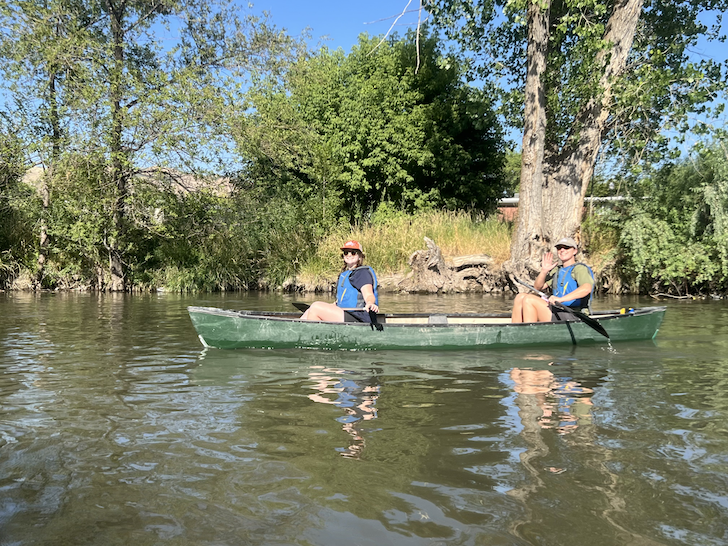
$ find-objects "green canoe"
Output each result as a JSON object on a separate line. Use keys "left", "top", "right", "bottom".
{"left": 187, "top": 305, "right": 666, "bottom": 351}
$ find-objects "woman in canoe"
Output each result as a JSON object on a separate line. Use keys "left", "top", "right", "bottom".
{"left": 300, "top": 240, "right": 379, "bottom": 323}
{"left": 511, "top": 237, "right": 594, "bottom": 323}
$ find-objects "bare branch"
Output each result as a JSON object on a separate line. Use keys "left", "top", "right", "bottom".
{"left": 368, "top": 0, "right": 413, "bottom": 56}
{"left": 416, "top": 0, "right": 422, "bottom": 73}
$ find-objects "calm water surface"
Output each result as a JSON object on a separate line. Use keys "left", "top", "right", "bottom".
{"left": 1, "top": 292, "right": 727, "bottom": 546}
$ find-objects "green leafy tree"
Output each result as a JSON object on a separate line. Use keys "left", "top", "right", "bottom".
{"left": 84, "top": 0, "right": 293, "bottom": 290}
{"left": 242, "top": 28, "right": 506, "bottom": 222}
{"left": 0, "top": 0, "right": 94, "bottom": 284}
{"left": 0, "top": 0, "right": 296, "bottom": 290}
{"left": 427, "top": 0, "right": 728, "bottom": 272}
{"left": 503, "top": 149, "right": 522, "bottom": 196}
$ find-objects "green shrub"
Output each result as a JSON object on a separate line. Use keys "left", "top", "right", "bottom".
{"left": 619, "top": 213, "right": 718, "bottom": 293}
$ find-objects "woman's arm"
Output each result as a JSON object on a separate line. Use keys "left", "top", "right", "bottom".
{"left": 360, "top": 284, "right": 378, "bottom": 313}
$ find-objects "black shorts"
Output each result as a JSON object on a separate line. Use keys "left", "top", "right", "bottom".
{"left": 551, "top": 307, "right": 581, "bottom": 322}
{"left": 344, "top": 310, "right": 371, "bottom": 323}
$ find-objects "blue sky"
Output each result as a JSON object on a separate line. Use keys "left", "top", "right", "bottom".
{"left": 250, "top": 1, "right": 727, "bottom": 63}
{"left": 249, "top": 0, "right": 424, "bottom": 52}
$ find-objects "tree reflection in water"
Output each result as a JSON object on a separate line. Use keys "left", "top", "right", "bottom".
{"left": 307, "top": 367, "right": 381, "bottom": 459}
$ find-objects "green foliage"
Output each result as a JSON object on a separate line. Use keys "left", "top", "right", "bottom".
{"left": 427, "top": 0, "right": 728, "bottom": 170}
{"left": 618, "top": 143, "right": 728, "bottom": 293}
{"left": 0, "top": 129, "right": 31, "bottom": 286}
{"left": 0, "top": 129, "right": 24, "bottom": 212}
{"left": 135, "top": 187, "right": 258, "bottom": 293}
{"left": 619, "top": 213, "right": 718, "bottom": 293}
{"left": 21, "top": 157, "right": 325, "bottom": 291}
{"left": 502, "top": 149, "right": 521, "bottom": 195}
{"left": 0, "top": 0, "right": 299, "bottom": 289}
{"left": 37, "top": 154, "right": 116, "bottom": 284}
{"left": 242, "top": 27, "right": 506, "bottom": 222}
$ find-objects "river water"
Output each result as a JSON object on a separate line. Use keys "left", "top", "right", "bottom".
{"left": 1, "top": 291, "right": 727, "bottom": 546}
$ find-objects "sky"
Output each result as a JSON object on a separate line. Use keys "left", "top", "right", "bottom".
{"left": 249, "top": 0, "right": 425, "bottom": 52}
{"left": 250, "top": 1, "right": 728, "bottom": 64}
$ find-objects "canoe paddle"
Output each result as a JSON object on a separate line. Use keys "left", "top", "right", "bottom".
{"left": 292, "top": 302, "right": 384, "bottom": 331}
{"left": 514, "top": 277, "right": 610, "bottom": 339}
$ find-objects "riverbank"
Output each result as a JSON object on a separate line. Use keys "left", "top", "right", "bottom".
{"left": 4, "top": 208, "right": 726, "bottom": 298}
{"left": 5, "top": 210, "right": 515, "bottom": 293}
{"left": 278, "top": 211, "right": 514, "bottom": 295}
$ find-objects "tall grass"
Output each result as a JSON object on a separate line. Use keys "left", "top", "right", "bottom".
{"left": 297, "top": 210, "right": 513, "bottom": 286}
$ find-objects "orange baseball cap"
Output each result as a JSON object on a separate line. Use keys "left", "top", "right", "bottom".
{"left": 340, "top": 240, "right": 363, "bottom": 252}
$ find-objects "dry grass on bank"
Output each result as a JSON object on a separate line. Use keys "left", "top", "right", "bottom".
{"left": 297, "top": 211, "right": 513, "bottom": 287}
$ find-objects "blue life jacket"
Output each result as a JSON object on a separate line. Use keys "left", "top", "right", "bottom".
{"left": 336, "top": 266, "right": 379, "bottom": 308}
{"left": 553, "top": 263, "right": 594, "bottom": 310}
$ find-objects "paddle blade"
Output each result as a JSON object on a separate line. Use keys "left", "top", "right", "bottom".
{"left": 554, "top": 303, "right": 609, "bottom": 339}
{"left": 369, "top": 310, "right": 384, "bottom": 331}
{"left": 581, "top": 315, "right": 609, "bottom": 338}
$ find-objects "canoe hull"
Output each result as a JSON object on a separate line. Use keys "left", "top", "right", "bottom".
{"left": 187, "top": 306, "right": 666, "bottom": 351}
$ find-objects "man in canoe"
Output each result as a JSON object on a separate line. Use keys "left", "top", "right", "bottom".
{"left": 300, "top": 240, "right": 379, "bottom": 323}
{"left": 511, "top": 237, "right": 594, "bottom": 323}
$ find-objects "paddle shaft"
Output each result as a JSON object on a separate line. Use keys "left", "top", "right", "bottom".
{"left": 514, "top": 278, "right": 609, "bottom": 339}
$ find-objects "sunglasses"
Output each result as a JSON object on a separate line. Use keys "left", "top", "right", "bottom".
{"left": 342, "top": 249, "right": 360, "bottom": 256}
{"left": 555, "top": 245, "right": 573, "bottom": 250}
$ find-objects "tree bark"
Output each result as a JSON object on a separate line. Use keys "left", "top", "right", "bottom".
{"left": 509, "top": 0, "right": 644, "bottom": 271}
{"left": 543, "top": 0, "right": 644, "bottom": 242}
{"left": 506, "top": 0, "right": 551, "bottom": 276}
{"left": 106, "top": 0, "right": 127, "bottom": 292}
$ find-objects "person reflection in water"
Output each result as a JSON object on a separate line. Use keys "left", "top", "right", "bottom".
{"left": 510, "top": 367, "right": 593, "bottom": 434}
{"left": 308, "top": 367, "right": 381, "bottom": 459}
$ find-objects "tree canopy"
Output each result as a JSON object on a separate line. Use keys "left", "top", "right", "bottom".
{"left": 240, "top": 28, "right": 507, "bottom": 223}
{"left": 429, "top": 0, "right": 727, "bottom": 163}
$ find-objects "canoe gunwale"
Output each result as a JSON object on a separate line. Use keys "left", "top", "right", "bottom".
{"left": 186, "top": 305, "right": 667, "bottom": 328}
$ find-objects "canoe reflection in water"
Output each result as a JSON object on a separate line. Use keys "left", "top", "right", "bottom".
{"left": 307, "top": 367, "right": 382, "bottom": 459}
{"left": 510, "top": 367, "right": 594, "bottom": 435}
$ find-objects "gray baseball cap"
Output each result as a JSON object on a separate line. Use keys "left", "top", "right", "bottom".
{"left": 555, "top": 237, "right": 578, "bottom": 249}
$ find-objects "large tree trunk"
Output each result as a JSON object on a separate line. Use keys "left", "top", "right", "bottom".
{"left": 37, "top": 69, "right": 61, "bottom": 288}
{"left": 509, "top": 0, "right": 644, "bottom": 272}
{"left": 543, "top": 0, "right": 644, "bottom": 241}
{"left": 106, "top": 0, "right": 127, "bottom": 292}
{"left": 505, "top": 0, "right": 550, "bottom": 278}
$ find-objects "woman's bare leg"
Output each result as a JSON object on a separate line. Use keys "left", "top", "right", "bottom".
{"left": 521, "top": 294, "right": 553, "bottom": 323}
{"left": 511, "top": 293, "right": 527, "bottom": 322}
{"left": 300, "top": 301, "right": 346, "bottom": 322}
